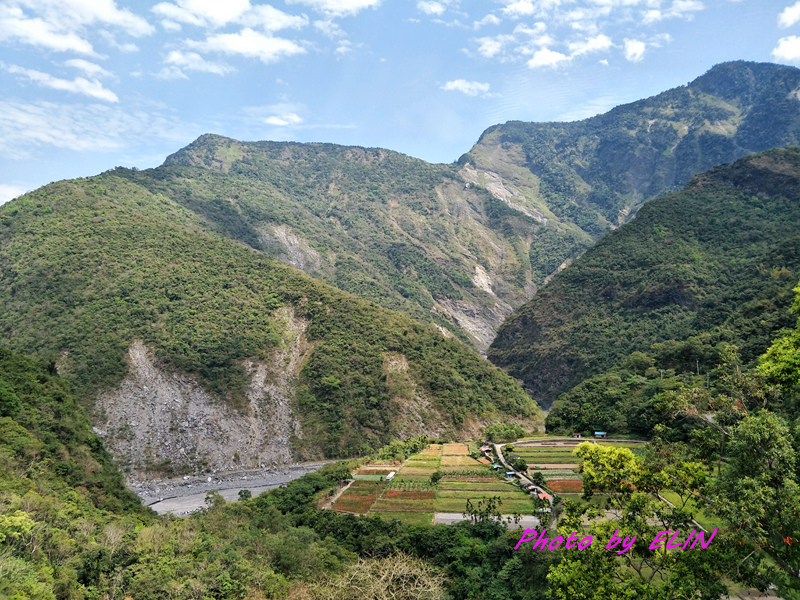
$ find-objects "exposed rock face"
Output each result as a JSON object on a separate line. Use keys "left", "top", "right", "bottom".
{"left": 95, "top": 307, "right": 312, "bottom": 481}
{"left": 259, "top": 224, "right": 325, "bottom": 276}
{"left": 435, "top": 298, "right": 513, "bottom": 353}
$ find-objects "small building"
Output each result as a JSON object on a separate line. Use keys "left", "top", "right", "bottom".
{"left": 492, "top": 464, "right": 503, "bottom": 470}
{"left": 594, "top": 431, "right": 607, "bottom": 438}
{"left": 386, "top": 471, "right": 396, "bottom": 482}
{"left": 505, "top": 471, "right": 516, "bottom": 478}
{"left": 480, "top": 445, "right": 492, "bottom": 453}
{"left": 537, "top": 493, "right": 549, "bottom": 501}
{"left": 571, "top": 433, "right": 581, "bottom": 438}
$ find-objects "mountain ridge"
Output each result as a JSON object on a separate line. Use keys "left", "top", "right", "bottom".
{"left": 0, "top": 174, "right": 539, "bottom": 475}
{"left": 107, "top": 61, "right": 800, "bottom": 352}
{"left": 488, "top": 145, "right": 800, "bottom": 406}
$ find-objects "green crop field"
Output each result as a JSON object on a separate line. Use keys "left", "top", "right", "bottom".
{"left": 369, "top": 511, "right": 433, "bottom": 525}
{"left": 438, "top": 490, "right": 521, "bottom": 499}
{"left": 438, "top": 482, "right": 519, "bottom": 492}
{"left": 659, "top": 492, "right": 724, "bottom": 531}
{"left": 435, "top": 497, "right": 537, "bottom": 514}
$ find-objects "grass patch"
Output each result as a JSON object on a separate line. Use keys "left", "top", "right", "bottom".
{"left": 435, "top": 497, "right": 536, "bottom": 515}
{"left": 442, "top": 443, "right": 469, "bottom": 455}
{"left": 353, "top": 474, "right": 388, "bottom": 481}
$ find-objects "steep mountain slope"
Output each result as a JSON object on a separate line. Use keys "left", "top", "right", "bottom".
{"left": 109, "top": 63, "right": 800, "bottom": 353}
{"left": 0, "top": 175, "right": 539, "bottom": 476}
{"left": 461, "top": 61, "right": 800, "bottom": 281}
{"left": 489, "top": 147, "right": 800, "bottom": 405}
{"left": 116, "top": 139, "right": 542, "bottom": 351}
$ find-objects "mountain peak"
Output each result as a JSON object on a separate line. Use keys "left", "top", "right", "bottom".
{"left": 688, "top": 60, "right": 800, "bottom": 102}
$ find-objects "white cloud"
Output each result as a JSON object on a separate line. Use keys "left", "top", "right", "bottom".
{"left": 99, "top": 30, "right": 139, "bottom": 52}
{"left": 527, "top": 47, "right": 569, "bottom": 67}
{"left": 0, "top": 0, "right": 153, "bottom": 56}
{"left": 248, "top": 4, "right": 307, "bottom": 31}
{"left": 773, "top": 35, "right": 800, "bottom": 61}
{"left": 156, "top": 65, "right": 188, "bottom": 80}
{"left": 20, "top": 0, "right": 153, "bottom": 36}
{"left": 335, "top": 39, "right": 352, "bottom": 53}
{"left": 624, "top": 38, "right": 646, "bottom": 61}
{"left": 501, "top": 0, "right": 563, "bottom": 17}
{"left": 441, "top": 79, "right": 491, "bottom": 96}
{"left": 5, "top": 64, "right": 118, "bottom": 102}
{"left": 417, "top": 1, "right": 445, "bottom": 15}
{"left": 152, "top": 3, "right": 205, "bottom": 27}
{"left": 0, "top": 99, "right": 193, "bottom": 159}
{"left": 475, "top": 34, "right": 514, "bottom": 58}
{"left": 557, "top": 95, "right": 618, "bottom": 121}
{"left": 65, "top": 58, "right": 111, "bottom": 78}
{"left": 502, "top": 0, "right": 537, "bottom": 17}
{"left": 264, "top": 112, "right": 303, "bottom": 125}
{"left": 153, "top": 1, "right": 307, "bottom": 31}
{"left": 473, "top": 13, "right": 501, "bottom": 29}
{"left": 0, "top": 183, "right": 30, "bottom": 205}
{"left": 314, "top": 19, "right": 346, "bottom": 37}
{"left": 568, "top": 33, "right": 612, "bottom": 56}
{"left": 0, "top": 6, "right": 95, "bottom": 54}
{"left": 779, "top": 1, "right": 800, "bottom": 28}
{"left": 164, "top": 50, "right": 235, "bottom": 76}
{"left": 285, "top": 0, "right": 381, "bottom": 17}
{"left": 152, "top": 0, "right": 250, "bottom": 28}
{"left": 642, "top": 0, "right": 703, "bottom": 24}
{"left": 189, "top": 28, "right": 306, "bottom": 63}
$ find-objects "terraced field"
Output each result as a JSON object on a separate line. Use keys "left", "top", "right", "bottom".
{"left": 512, "top": 438, "right": 648, "bottom": 496}
{"left": 333, "top": 442, "right": 540, "bottom": 523}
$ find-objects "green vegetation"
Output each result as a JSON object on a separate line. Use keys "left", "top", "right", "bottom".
{"left": 115, "top": 136, "right": 543, "bottom": 349}
{"left": 0, "top": 175, "right": 538, "bottom": 460}
{"left": 465, "top": 61, "right": 800, "bottom": 281}
{"left": 491, "top": 146, "right": 800, "bottom": 406}
{"left": 484, "top": 423, "right": 525, "bottom": 442}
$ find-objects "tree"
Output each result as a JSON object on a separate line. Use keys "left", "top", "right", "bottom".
{"left": 511, "top": 457, "right": 528, "bottom": 472}
{"left": 313, "top": 553, "right": 447, "bottom": 600}
{"left": 544, "top": 442, "right": 742, "bottom": 599}
{"left": 707, "top": 411, "right": 800, "bottom": 597}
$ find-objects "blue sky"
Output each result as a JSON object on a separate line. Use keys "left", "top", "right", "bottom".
{"left": 1, "top": 0, "right": 799, "bottom": 203}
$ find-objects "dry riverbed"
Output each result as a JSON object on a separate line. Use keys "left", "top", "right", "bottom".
{"left": 131, "top": 462, "right": 328, "bottom": 516}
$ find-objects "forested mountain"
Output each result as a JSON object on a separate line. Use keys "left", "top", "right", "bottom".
{"left": 115, "top": 137, "right": 541, "bottom": 351}
{"left": 105, "top": 62, "right": 800, "bottom": 351}
{"left": 0, "top": 174, "right": 538, "bottom": 476}
{"left": 462, "top": 61, "right": 800, "bottom": 282}
{"left": 489, "top": 146, "right": 800, "bottom": 406}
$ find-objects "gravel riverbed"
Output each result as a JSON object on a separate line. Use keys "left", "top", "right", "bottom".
{"left": 130, "top": 462, "right": 328, "bottom": 516}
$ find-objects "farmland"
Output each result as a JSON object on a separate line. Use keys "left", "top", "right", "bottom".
{"left": 507, "top": 438, "right": 648, "bottom": 496}
{"left": 331, "top": 442, "right": 540, "bottom": 523}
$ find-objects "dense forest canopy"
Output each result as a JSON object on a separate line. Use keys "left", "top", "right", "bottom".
{"left": 490, "top": 147, "right": 800, "bottom": 408}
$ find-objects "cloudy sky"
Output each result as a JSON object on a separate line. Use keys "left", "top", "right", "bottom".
{"left": 0, "top": 0, "right": 798, "bottom": 202}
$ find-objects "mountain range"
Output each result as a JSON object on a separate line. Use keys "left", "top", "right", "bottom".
{"left": 2, "top": 60, "right": 800, "bottom": 474}
{"left": 110, "top": 60, "right": 800, "bottom": 353}
{"left": 489, "top": 146, "right": 800, "bottom": 407}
